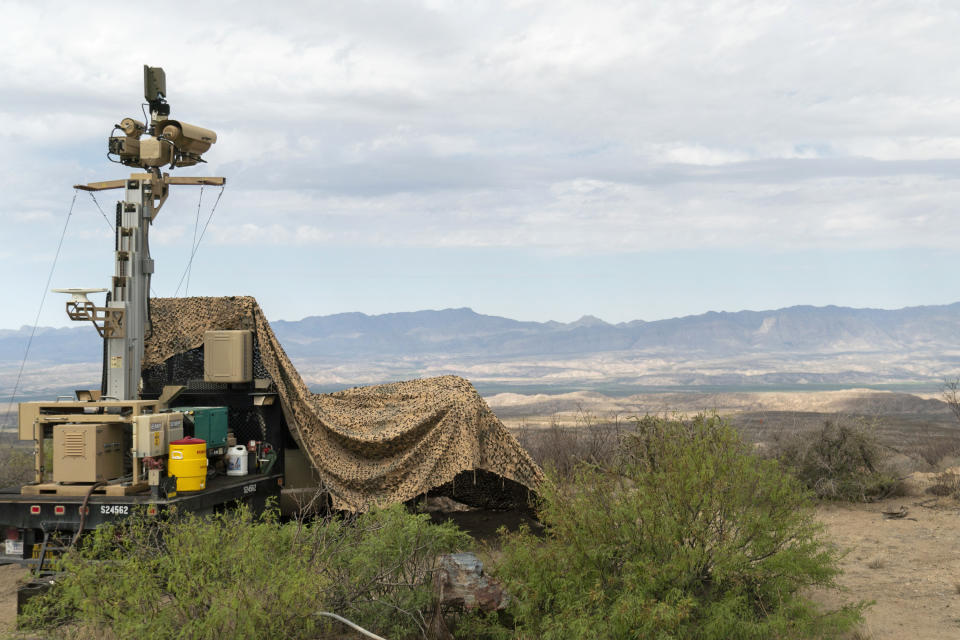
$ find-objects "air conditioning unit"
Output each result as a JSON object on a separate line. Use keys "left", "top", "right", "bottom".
{"left": 203, "top": 330, "right": 253, "bottom": 383}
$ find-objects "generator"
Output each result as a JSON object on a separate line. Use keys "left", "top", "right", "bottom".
{"left": 53, "top": 423, "right": 125, "bottom": 483}
{"left": 175, "top": 406, "right": 229, "bottom": 456}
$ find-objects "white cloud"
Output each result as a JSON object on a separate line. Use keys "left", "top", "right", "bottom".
{"left": 655, "top": 144, "right": 753, "bottom": 166}
{"left": 182, "top": 169, "right": 960, "bottom": 253}
{"left": 1, "top": 0, "right": 959, "bottom": 324}
{"left": 150, "top": 225, "right": 187, "bottom": 245}
{"left": 838, "top": 136, "right": 960, "bottom": 161}
{"left": 11, "top": 210, "right": 54, "bottom": 223}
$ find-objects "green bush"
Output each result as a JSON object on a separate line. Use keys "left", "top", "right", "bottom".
{"left": 770, "top": 417, "right": 899, "bottom": 501}
{"left": 21, "top": 502, "right": 469, "bottom": 639}
{"left": 478, "top": 414, "right": 864, "bottom": 640}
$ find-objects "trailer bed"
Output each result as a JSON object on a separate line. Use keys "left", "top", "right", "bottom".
{"left": 0, "top": 473, "right": 282, "bottom": 565}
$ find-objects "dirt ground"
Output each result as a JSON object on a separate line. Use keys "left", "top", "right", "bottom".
{"left": 0, "top": 563, "right": 27, "bottom": 636}
{"left": 814, "top": 497, "right": 960, "bottom": 639}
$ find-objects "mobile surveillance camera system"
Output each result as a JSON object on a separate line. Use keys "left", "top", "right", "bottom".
{"left": 66, "top": 66, "right": 225, "bottom": 402}
{"left": 2, "top": 68, "right": 293, "bottom": 582}
{"left": 108, "top": 66, "right": 217, "bottom": 170}
{"left": 16, "top": 66, "right": 227, "bottom": 495}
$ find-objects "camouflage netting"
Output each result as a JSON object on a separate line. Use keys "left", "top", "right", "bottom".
{"left": 144, "top": 296, "right": 543, "bottom": 511}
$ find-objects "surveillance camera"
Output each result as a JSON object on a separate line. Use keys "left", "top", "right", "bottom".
{"left": 159, "top": 120, "right": 217, "bottom": 157}
{"left": 107, "top": 67, "right": 217, "bottom": 170}
{"left": 119, "top": 118, "right": 145, "bottom": 137}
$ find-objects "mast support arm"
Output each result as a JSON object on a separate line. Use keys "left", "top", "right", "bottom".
{"left": 73, "top": 174, "right": 225, "bottom": 219}
{"left": 74, "top": 175, "right": 225, "bottom": 190}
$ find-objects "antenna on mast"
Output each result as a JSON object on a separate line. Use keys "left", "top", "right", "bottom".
{"left": 143, "top": 65, "right": 168, "bottom": 114}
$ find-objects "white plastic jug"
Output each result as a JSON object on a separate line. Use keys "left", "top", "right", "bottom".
{"left": 226, "top": 445, "right": 249, "bottom": 476}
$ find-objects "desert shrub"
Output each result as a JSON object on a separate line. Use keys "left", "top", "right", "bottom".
{"left": 21, "top": 502, "right": 469, "bottom": 639}
{"left": 944, "top": 379, "right": 960, "bottom": 424}
{"left": 514, "top": 415, "right": 623, "bottom": 478}
{"left": 911, "top": 379, "right": 960, "bottom": 467}
{"left": 769, "top": 417, "right": 898, "bottom": 501}
{"left": 910, "top": 421, "right": 960, "bottom": 469}
{"left": 472, "top": 414, "right": 864, "bottom": 640}
{"left": 0, "top": 445, "right": 34, "bottom": 488}
{"left": 913, "top": 433, "right": 960, "bottom": 469}
{"left": 927, "top": 470, "right": 960, "bottom": 497}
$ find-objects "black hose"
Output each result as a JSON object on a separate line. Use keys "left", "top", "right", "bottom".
{"left": 71, "top": 481, "right": 107, "bottom": 547}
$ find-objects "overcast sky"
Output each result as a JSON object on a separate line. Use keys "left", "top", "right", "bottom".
{"left": 1, "top": 0, "right": 958, "bottom": 329}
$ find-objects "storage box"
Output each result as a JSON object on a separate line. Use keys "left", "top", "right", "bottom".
{"left": 133, "top": 412, "right": 185, "bottom": 458}
{"left": 53, "top": 423, "right": 125, "bottom": 483}
{"left": 204, "top": 330, "right": 253, "bottom": 383}
{"left": 176, "top": 406, "right": 228, "bottom": 450}
{"left": 166, "top": 412, "right": 185, "bottom": 442}
{"left": 133, "top": 414, "right": 165, "bottom": 458}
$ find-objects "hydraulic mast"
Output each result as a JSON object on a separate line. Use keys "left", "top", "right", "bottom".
{"left": 105, "top": 175, "right": 154, "bottom": 400}
{"left": 62, "top": 65, "right": 223, "bottom": 401}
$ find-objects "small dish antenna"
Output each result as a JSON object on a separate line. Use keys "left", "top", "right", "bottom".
{"left": 51, "top": 288, "right": 108, "bottom": 303}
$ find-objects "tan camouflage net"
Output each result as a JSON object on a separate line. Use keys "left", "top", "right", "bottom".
{"left": 144, "top": 296, "right": 543, "bottom": 511}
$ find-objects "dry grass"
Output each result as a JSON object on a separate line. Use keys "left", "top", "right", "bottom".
{"left": 847, "top": 627, "right": 876, "bottom": 640}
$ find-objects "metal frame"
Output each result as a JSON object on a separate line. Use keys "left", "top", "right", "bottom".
{"left": 20, "top": 399, "right": 161, "bottom": 486}
{"left": 63, "top": 300, "right": 125, "bottom": 338}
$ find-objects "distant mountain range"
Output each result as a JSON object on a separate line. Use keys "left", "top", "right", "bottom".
{"left": 0, "top": 326, "right": 101, "bottom": 364}
{"left": 270, "top": 302, "right": 960, "bottom": 359}
{"left": 3, "top": 302, "right": 960, "bottom": 365}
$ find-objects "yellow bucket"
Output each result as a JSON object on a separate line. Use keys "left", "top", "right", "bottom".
{"left": 168, "top": 437, "right": 207, "bottom": 491}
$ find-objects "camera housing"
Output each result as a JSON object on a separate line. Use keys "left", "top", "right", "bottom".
{"left": 159, "top": 120, "right": 217, "bottom": 164}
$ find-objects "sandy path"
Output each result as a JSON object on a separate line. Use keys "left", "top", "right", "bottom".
{"left": 0, "top": 563, "right": 27, "bottom": 634}
{"left": 815, "top": 498, "right": 960, "bottom": 639}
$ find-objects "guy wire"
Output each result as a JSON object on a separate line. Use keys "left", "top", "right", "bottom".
{"left": 174, "top": 185, "right": 225, "bottom": 298}
{"left": 87, "top": 192, "right": 115, "bottom": 232}
{"left": 3, "top": 189, "right": 78, "bottom": 432}
{"left": 185, "top": 185, "right": 204, "bottom": 296}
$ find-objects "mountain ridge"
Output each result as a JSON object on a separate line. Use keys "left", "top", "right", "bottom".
{"left": 2, "top": 301, "right": 958, "bottom": 364}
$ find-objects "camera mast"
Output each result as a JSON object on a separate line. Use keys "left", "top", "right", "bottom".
{"left": 61, "top": 65, "right": 225, "bottom": 401}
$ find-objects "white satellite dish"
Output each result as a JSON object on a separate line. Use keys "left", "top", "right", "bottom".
{"left": 51, "top": 288, "right": 108, "bottom": 304}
